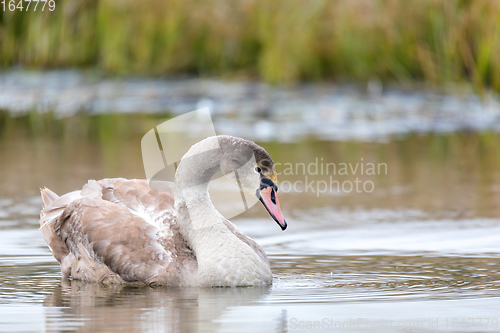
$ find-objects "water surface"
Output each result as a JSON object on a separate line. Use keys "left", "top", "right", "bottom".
{"left": 1, "top": 114, "right": 500, "bottom": 332}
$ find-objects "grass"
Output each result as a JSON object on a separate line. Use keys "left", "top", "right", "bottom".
{"left": 0, "top": 0, "right": 500, "bottom": 90}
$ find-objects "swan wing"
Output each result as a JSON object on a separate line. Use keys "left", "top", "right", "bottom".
{"left": 55, "top": 197, "right": 174, "bottom": 283}
{"left": 40, "top": 178, "right": 194, "bottom": 285}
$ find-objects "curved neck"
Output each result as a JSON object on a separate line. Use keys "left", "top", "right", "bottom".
{"left": 173, "top": 137, "right": 271, "bottom": 286}
{"left": 174, "top": 137, "right": 223, "bottom": 232}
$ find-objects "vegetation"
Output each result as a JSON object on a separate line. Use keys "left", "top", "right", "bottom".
{"left": 0, "top": 0, "right": 500, "bottom": 90}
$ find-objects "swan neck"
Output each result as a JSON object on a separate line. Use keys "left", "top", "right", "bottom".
{"left": 172, "top": 136, "right": 272, "bottom": 286}
{"left": 174, "top": 137, "right": 224, "bottom": 232}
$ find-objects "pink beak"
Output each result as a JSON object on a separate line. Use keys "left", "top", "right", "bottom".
{"left": 258, "top": 185, "right": 287, "bottom": 231}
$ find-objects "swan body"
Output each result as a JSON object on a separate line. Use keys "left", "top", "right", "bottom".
{"left": 39, "top": 135, "right": 287, "bottom": 287}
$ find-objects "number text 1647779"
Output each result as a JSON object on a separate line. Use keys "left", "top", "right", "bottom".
{"left": 2, "top": 0, "right": 55, "bottom": 11}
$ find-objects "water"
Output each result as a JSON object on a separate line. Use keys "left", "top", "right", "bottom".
{"left": 1, "top": 112, "right": 500, "bottom": 332}
{"left": 2, "top": 203, "right": 500, "bottom": 332}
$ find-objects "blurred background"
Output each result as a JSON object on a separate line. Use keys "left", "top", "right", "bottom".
{"left": 1, "top": 0, "right": 500, "bottom": 86}
{"left": 1, "top": 1, "right": 500, "bottom": 332}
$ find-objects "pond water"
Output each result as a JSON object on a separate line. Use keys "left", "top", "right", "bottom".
{"left": 1, "top": 112, "right": 500, "bottom": 332}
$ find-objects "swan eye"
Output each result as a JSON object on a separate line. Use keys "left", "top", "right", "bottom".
{"left": 255, "top": 166, "right": 262, "bottom": 173}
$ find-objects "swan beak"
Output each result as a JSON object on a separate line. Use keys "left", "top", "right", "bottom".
{"left": 258, "top": 184, "right": 287, "bottom": 231}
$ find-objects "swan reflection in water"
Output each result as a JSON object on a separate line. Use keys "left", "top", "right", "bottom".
{"left": 43, "top": 280, "right": 288, "bottom": 332}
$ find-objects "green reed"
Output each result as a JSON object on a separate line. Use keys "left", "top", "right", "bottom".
{"left": 0, "top": 0, "right": 499, "bottom": 90}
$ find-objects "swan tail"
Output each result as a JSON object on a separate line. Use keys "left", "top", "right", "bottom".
{"left": 39, "top": 188, "right": 81, "bottom": 262}
{"left": 41, "top": 187, "right": 59, "bottom": 208}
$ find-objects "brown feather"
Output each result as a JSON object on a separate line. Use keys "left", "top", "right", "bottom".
{"left": 40, "top": 179, "right": 197, "bottom": 285}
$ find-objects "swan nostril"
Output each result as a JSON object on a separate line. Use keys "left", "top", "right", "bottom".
{"left": 270, "top": 189, "right": 276, "bottom": 205}
{"left": 260, "top": 177, "right": 275, "bottom": 190}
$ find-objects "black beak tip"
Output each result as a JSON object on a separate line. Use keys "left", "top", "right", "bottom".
{"left": 280, "top": 220, "right": 287, "bottom": 231}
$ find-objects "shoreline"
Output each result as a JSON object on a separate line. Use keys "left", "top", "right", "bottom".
{"left": 1, "top": 69, "right": 500, "bottom": 142}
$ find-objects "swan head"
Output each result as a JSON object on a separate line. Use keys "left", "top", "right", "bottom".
{"left": 218, "top": 136, "right": 287, "bottom": 231}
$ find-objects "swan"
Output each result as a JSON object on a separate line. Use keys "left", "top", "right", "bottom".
{"left": 39, "top": 135, "right": 287, "bottom": 287}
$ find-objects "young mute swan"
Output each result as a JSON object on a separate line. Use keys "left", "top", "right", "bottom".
{"left": 39, "top": 135, "right": 287, "bottom": 287}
